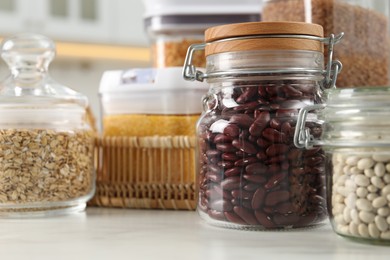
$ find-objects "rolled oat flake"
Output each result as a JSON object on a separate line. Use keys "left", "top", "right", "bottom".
{"left": 0, "top": 34, "right": 95, "bottom": 217}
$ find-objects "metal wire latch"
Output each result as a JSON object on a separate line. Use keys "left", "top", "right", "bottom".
{"left": 182, "top": 33, "right": 344, "bottom": 89}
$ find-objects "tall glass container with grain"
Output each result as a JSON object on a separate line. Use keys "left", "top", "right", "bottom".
{"left": 262, "top": 0, "right": 390, "bottom": 88}
{"left": 0, "top": 34, "right": 95, "bottom": 217}
{"left": 143, "top": 0, "right": 261, "bottom": 68}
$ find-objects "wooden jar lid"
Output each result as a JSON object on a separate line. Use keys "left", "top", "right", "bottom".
{"left": 204, "top": 22, "right": 324, "bottom": 57}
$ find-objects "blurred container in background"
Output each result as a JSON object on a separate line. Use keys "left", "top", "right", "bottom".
{"left": 262, "top": 0, "right": 390, "bottom": 88}
{"left": 143, "top": 0, "right": 262, "bottom": 68}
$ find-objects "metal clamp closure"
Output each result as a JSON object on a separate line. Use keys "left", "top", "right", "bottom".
{"left": 182, "top": 33, "right": 344, "bottom": 89}
{"left": 293, "top": 104, "right": 325, "bottom": 149}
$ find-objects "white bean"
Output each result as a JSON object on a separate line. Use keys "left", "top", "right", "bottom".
{"left": 373, "top": 154, "right": 390, "bottom": 162}
{"left": 364, "top": 168, "right": 375, "bottom": 178}
{"left": 368, "top": 223, "right": 380, "bottom": 238}
{"left": 372, "top": 197, "right": 387, "bottom": 208}
{"left": 375, "top": 216, "right": 388, "bottom": 232}
{"left": 356, "top": 198, "right": 373, "bottom": 211}
{"left": 371, "top": 176, "right": 385, "bottom": 189}
{"left": 345, "top": 193, "right": 356, "bottom": 208}
{"left": 356, "top": 187, "right": 368, "bottom": 198}
{"left": 386, "top": 163, "right": 390, "bottom": 172}
{"left": 374, "top": 162, "right": 386, "bottom": 177}
{"left": 387, "top": 216, "right": 390, "bottom": 225}
{"left": 346, "top": 156, "right": 360, "bottom": 166}
{"left": 367, "top": 193, "right": 378, "bottom": 201}
{"left": 367, "top": 185, "right": 378, "bottom": 193}
{"left": 358, "top": 223, "right": 370, "bottom": 238}
{"left": 349, "top": 222, "right": 359, "bottom": 236}
{"left": 354, "top": 175, "right": 370, "bottom": 187}
{"left": 359, "top": 211, "right": 375, "bottom": 224}
{"left": 351, "top": 209, "right": 361, "bottom": 225}
{"left": 378, "top": 207, "right": 390, "bottom": 217}
{"left": 343, "top": 207, "right": 352, "bottom": 223}
{"left": 382, "top": 184, "right": 390, "bottom": 196}
{"left": 383, "top": 174, "right": 390, "bottom": 184}
{"left": 380, "top": 231, "right": 390, "bottom": 240}
{"left": 357, "top": 158, "right": 375, "bottom": 170}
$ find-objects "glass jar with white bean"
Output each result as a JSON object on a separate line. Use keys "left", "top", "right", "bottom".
{"left": 294, "top": 87, "right": 390, "bottom": 244}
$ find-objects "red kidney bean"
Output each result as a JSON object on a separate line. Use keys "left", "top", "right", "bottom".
{"left": 233, "top": 206, "right": 258, "bottom": 225}
{"left": 270, "top": 118, "right": 281, "bottom": 130}
{"left": 234, "top": 157, "right": 258, "bottom": 167}
{"left": 251, "top": 188, "right": 266, "bottom": 210}
{"left": 249, "top": 111, "right": 270, "bottom": 136}
{"left": 256, "top": 151, "right": 267, "bottom": 160}
{"left": 197, "top": 82, "right": 325, "bottom": 228}
{"left": 230, "top": 114, "right": 254, "bottom": 128}
{"left": 224, "top": 167, "right": 242, "bottom": 177}
{"left": 243, "top": 174, "right": 266, "bottom": 184}
{"left": 243, "top": 183, "right": 259, "bottom": 191}
{"left": 221, "top": 177, "right": 245, "bottom": 190}
{"left": 232, "top": 139, "right": 257, "bottom": 154}
{"left": 224, "top": 211, "right": 247, "bottom": 225}
{"left": 262, "top": 128, "right": 286, "bottom": 143}
{"left": 245, "top": 163, "right": 267, "bottom": 175}
{"left": 266, "top": 144, "right": 289, "bottom": 157}
{"left": 254, "top": 211, "right": 276, "bottom": 228}
{"left": 236, "top": 87, "right": 258, "bottom": 104}
{"left": 214, "top": 134, "right": 233, "bottom": 144}
{"left": 231, "top": 189, "right": 253, "bottom": 200}
{"left": 221, "top": 153, "right": 239, "bottom": 161}
{"left": 264, "top": 172, "right": 287, "bottom": 190}
{"left": 256, "top": 138, "right": 271, "bottom": 148}
{"left": 217, "top": 161, "right": 234, "bottom": 169}
{"left": 265, "top": 190, "right": 290, "bottom": 206}
{"left": 216, "top": 143, "right": 236, "bottom": 153}
{"left": 223, "top": 124, "right": 240, "bottom": 137}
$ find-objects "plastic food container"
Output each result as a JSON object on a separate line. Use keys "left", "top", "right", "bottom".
{"left": 295, "top": 88, "right": 390, "bottom": 244}
{"left": 91, "top": 67, "right": 207, "bottom": 210}
{"left": 0, "top": 34, "right": 95, "bottom": 217}
{"left": 143, "top": 0, "right": 261, "bottom": 68}
{"left": 262, "top": 0, "right": 390, "bottom": 88}
{"left": 100, "top": 68, "right": 207, "bottom": 136}
{"left": 183, "top": 21, "right": 343, "bottom": 229}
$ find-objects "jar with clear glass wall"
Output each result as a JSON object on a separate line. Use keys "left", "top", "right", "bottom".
{"left": 183, "top": 21, "right": 343, "bottom": 229}
{"left": 295, "top": 88, "right": 390, "bottom": 244}
{"left": 0, "top": 34, "right": 95, "bottom": 217}
{"left": 262, "top": 0, "right": 390, "bottom": 88}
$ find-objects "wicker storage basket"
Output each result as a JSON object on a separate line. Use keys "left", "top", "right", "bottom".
{"left": 89, "top": 135, "right": 197, "bottom": 210}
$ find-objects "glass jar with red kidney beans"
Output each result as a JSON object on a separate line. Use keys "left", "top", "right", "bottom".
{"left": 183, "top": 21, "right": 343, "bottom": 230}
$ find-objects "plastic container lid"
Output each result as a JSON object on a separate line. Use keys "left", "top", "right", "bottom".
{"left": 143, "top": 0, "right": 263, "bottom": 17}
{"left": 99, "top": 67, "right": 208, "bottom": 115}
{"left": 143, "top": 0, "right": 262, "bottom": 33}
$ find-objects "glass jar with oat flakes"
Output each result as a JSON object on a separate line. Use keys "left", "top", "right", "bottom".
{"left": 0, "top": 34, "right": 95, "bottom": 217}
{"left": 143, "top": 0, "right": 261, "bottom": 68}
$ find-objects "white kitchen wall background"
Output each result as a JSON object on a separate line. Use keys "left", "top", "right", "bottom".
{"left": 0, "top": 0, "right": 149, "bottom": 129}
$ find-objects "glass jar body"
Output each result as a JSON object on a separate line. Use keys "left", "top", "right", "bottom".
{"left": 197, "top": 50, "right": 327, "bottom": 229}
{"left": 262, "top": 0, "right": 390, "bottom": 88}
{"left": 326, "top": 148, "right": 390, "bottom": 245}
{"left": 0, "top": 106, "right": 95, "bottom": 217}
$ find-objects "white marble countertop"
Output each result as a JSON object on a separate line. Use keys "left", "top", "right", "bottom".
{"left": 0, "top": 207, "right": 389, "bottom": 260}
